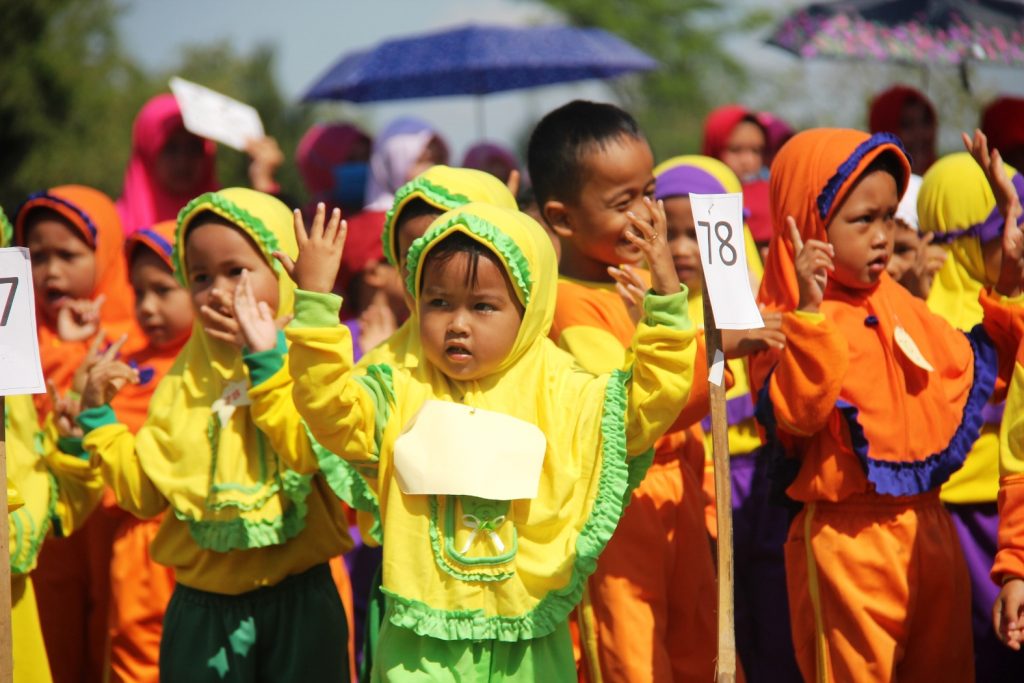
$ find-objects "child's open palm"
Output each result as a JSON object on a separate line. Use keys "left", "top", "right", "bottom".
{"left": 624, "top": 197, "right": 680, "bottom": 296}
{"left": 275, "top": 203, "right": 348, "bottom": 294}
{"left": 788, "top": 217, "right": 834, "bottom": 312}
{"left": 232, "top": 271, "right": 285, "bottom": 353}
{"left": 964, "top": 129, "right": 1024, "bottom": 295}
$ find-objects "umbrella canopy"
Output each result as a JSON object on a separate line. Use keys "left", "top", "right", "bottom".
{"left": 302, "top": 24, "right": 658, "bottom": 102}
{"left": 768, "top": 0, "right": 1024, "bottom": 66}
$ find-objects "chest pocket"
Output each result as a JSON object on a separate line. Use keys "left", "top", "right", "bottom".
{"left": 430, "top": 495, "right": 519, "bottom": 581}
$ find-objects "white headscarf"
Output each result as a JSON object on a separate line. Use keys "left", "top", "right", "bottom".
{"left": 364, "top": 117, "right": 448, "bottom": 211}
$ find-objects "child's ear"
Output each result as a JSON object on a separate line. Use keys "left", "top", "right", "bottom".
{"left": 542, "top": 200, "right": 573, "bottom": 239}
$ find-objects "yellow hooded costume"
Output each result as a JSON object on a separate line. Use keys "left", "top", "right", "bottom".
{"left": 919, "top": 154, "right": 1021, "bottom": 504}
{"left": 287, "top": 202, "right": 697, "bottom": 676}
{"left": 79, "top": 188, "right": 357, "bottom": 595}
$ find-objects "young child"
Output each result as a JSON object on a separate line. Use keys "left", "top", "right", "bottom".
{"left": 102, "top": 219, "right": 192, "bottom": 683}
{"left": 526, "top": 100, "right": 716, "bottom": 682}
{"left": 2, "top": 207, "right": 105, "bottom": 683}
{"left": 342, "top": 165, "right": 518, "bottom": 678}
{"left": 868, "top": 85, "right": 938, "bottom": 174}
{"left": 281, "top": 199, "right": 697, "bottom": 680}
{"left": 76, "top": 188, "right": 355, "bottom": 682}
{"left": 653, "top": 154, "right": 799, "bottom": 682}
{"left": 885, "top": 174, "right": 946, "bottom": 299}
{"left": 918, "top": 151, "right": 1024, "bottom": 680}
{"left": 14, "top": 185, "right": 144, "bottom": 683}
{"left": 752, "top": 128, "right": 1024, "bottom": 682}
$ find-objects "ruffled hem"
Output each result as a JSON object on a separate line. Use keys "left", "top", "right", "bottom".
{"left": 175, "top": 469, "right": 314, "bottom": 552}
{"left": 382, "top": 178, "right": 470, "bottom": 266}
{"left": 755, "top": 326, "right": 998, "bottom": 498}
{"left": 405, "top": 212, "right": 533, "bottom": 306}
{"left": 384, "top": 368, "right": 645, "bottom": 642}
{"left": 311, "top": 429, "right": 381, "bottom": 541}
{"left": 10, "top": 472, "right": 58, "bottom": 574}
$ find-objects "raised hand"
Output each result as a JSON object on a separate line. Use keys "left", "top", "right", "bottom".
{"left": 275, "top": 203, "right": 348, "bottom": 294}
{"left": 789, "top": 217, "right": 833, "bottom": 312}
{"left": 47, "top": 381, "right": 83, "bottom": 439}
{"left": 994, "top": 578, "right": 1024, "bottom": 651}
{"left": 72, "top": 331, "right": 128, "bottom": 397}
{"left": 233, "top": 270, "right": 279, "bottom": 353}
{"left": 963, "top": 129, "right": 1021, "bottom": 223}
{"left": 56, "top": 294, "right": 106, "bottom": 342}
{"left": 245, "top": 136, "right": 285, "bottom": 194}
{"left": 608, "top": 263, "right": 647, "bottom": 325}
{"left": 624, "top": 197, "right": 680, "bottom": 296}
{"left": 81, "top": 340, "right": 140, "bottom": 409}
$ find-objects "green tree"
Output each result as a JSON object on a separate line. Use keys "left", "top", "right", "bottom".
{"left": 534, "top": 0, "right": 765, "bottom": 157}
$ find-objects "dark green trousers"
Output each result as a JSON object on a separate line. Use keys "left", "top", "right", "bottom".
{"left": 159, "top": 563, "right": 349, "bottom": 682}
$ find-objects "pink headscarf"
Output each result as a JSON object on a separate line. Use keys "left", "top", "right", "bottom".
{"left": 116, "top": 94, "right": 218, "bottom": 236}
{"left": 462, "top": 142, "right": 519, "bottom": 184}
{"left": 296, "top": 123, "right": 371, "bottom": 198}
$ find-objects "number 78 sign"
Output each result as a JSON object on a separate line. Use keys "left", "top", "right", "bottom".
{"left": 0, "top": 248, "right": 45, "bottom": 395}
{"left": 688, "top": 193, "right": 764, "bottom": 330}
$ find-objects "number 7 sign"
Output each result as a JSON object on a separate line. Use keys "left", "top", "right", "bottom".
{"left": 688, "top": 193, "right": 763, "bottom": 331}
{"left": 0, "top": 248, "right": 45, "bottom": 395}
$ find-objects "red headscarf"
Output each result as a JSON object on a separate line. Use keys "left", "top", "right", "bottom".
{"left": 981, "top": 96, "right": 1024, "bottom": 158}
{"left": 701, "top": 105, "right": 752, "bottom": 160}
{"left": 755, "top": 129, "right": 992, "bottom": 488}
{"left": 296, "top": 123, "right": 371, "bottom": 198}
{"left": 117, "top": 219, "right": 189, "bottom": 432}
{"left": 14, "top": 186, "right": 144, "bottom": 417}
{"left": 868, "top": 85, "right": 935, "bottom": 136}
{"left": 116, "top": 94, "right": 218, "bottom": 236}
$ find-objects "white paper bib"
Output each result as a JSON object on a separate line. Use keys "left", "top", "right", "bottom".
{"left": 394, "top": 400, "right": 547, "bottom": 500}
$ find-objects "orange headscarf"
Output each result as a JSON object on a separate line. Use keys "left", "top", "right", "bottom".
{"left": 14, "top": 185, "right": 144, "bottom": 417}
{"left": 115, "top": 220, "right": 189, "bottom": 432}
{"left": 756, "top": 129, "right": 995, "bottom": 496}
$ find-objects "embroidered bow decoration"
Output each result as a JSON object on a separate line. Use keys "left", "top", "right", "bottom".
{"left": 460, "top": 514, "right": 506, "bottom": 554}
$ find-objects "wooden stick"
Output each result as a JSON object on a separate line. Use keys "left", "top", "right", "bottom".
{"left": 0, "top": 396, "right": 12, "bottom": 683}
{"left": 702, "top": 295, "right": 737, "bottom": 683}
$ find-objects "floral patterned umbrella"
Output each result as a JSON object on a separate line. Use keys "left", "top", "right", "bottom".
{"left": 768, "top": 0, "right": 1024, "bottom": 66}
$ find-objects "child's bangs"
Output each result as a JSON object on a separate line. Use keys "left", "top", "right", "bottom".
{"left": 420, "top": 230, "right": 507, "bottom": 293}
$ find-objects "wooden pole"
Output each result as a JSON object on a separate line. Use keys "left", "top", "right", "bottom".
{"left": 0, "top": 396, "right": 12, "bottom": 683}
{"left": 702, "top": 293, "right": 737, "bottom": 683}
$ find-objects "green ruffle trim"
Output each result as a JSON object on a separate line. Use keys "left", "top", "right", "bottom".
{"left": 382, "top": 178, "right": 470, "bottom": 266}
{"left": 404, "top": 212, "right": 533, "bottom": 306}
{"left": 0, "top": 206, "right": 12, "bottom": 248}
{"left": 311, "top": 363, "right": 392, "bottom": 543}
{"left": 384, "top": 368, "right": 645, "bottom": 642}
{"left": 10, "top": 472, "right": 58, "bottom": 574}
{"left": 172, "top": 192, "right": 282, "bottom": 286}
{"left": 309, "top": 425, "right": 382, "bottom": 543}
{"left": 174, "top": 469, "right": 313, "bottom": 552}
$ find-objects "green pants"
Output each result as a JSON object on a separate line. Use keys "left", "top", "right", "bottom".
{"left": 160, "top": 563, "right": 349, "bottom": 682}
{"left": 371, "top": 608, "right": 575, "bottom": 682}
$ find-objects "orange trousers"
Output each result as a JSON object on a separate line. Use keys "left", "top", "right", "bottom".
{"left": 785, "top": 492, "right": 974, "bottom": 683}
{"left": 34, "top": 501, "right": 121, "bottom": 683}
{"left": 583, "top": 454, "right": 717, "bottom": 682}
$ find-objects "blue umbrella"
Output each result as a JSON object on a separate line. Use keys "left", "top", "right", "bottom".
{"left": 302, "top": 24, "right": 659, "bottom": 103}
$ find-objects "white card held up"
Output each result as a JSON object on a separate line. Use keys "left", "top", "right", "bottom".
{"left": 688, "top": 192, "right": 764, "bottom": 331}
{"left": 393, "top": 400, "right": 547, "bottom": 500}
{"left": 0, "top": 248, "right": 45, "bottom": 395}
{"left": 169, "top": 77, "right": 265, "bottom": 152}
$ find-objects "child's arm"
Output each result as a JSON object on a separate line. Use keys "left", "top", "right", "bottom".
{"left": 760, "top": 219, "right": 847, "bottom": 437}
{"left": 77, "top": 356, "right": 168, "bottom": 519}
{"left": 278, "top": 205, "right": 383, "bottom": 471}
{"left": 993, "top": 339, "right": 1024, "bottom": 649}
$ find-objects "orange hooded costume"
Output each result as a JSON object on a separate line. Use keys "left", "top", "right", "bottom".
{"left": 751, "top": 129, "right": 1023, "bottom": 682}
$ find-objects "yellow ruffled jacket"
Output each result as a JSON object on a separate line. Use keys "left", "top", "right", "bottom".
{"left": 80, "top": 189, "right": 353, "bottom": 595}
{"left": 288, "top": 202, "right": 697, "bottom": 641}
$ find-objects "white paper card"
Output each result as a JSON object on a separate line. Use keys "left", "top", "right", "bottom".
{"left": 688, "top": 193, "right": 764, "bottom": 330}
{"left": 169, "top": 77, "right": 265, "bottom": 151}
{"left": 0, "top": 248, "right": 45, "bottom": 395}
{"left": 394, "top": 400, "right": 547, "bottom": 500}
{"left": 708, "top": 348, "right": 726, "bottom": 387}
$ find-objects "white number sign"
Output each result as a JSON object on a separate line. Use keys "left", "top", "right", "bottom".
{"left": 170, "top": 77, "right": 265, "bottom": 152}
{"left": 0, "top": 248, "right": 45, "bottom": 395}
{"left": 688, "top": 193, "right": 764, "bottom": 331}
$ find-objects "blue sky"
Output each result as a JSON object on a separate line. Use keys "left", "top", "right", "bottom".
{"left": 118, "top": 0, "right": 1024, "bottom": 159}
